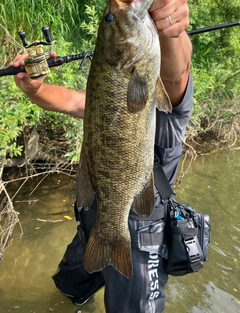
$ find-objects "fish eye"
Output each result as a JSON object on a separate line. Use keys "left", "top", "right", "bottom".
{"left": 105, "top": 13, "right": 114, "bottom": 24}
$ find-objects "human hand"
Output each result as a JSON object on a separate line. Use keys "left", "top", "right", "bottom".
{"left": 10, "top": 51, "right": 57, "bottom": 95}
{"left": 149, "top": 0, "right": 189, "bottom": 37}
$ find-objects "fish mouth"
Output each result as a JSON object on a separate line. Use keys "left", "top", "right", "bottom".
{"left": 117, "top": 0, "right": 134, "bottom": 3}
{"left": 114, "top": 0, "right": 153, "bottom": 19}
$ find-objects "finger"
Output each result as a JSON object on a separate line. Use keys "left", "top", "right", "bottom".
{"left": 14, "top": 72, "right": 29, "bottom": 87}
{"left": 154, "top": 12, "right": 187, "bottom": 31}
{"left": 149, "top": 0, "right": 170, "bottom": 14}
{"left": 159, "top": 22, "right": 185, "bottom": 38}
{"left": 149, "top": 0, "right": 175, "bottom": 21}
{"left": 11, "top": 51, "right": 28, "bottom": 62}
{"left": 10, "top": 60, "right": 24, "bottom": 67}
{"left": 50, "top": 51, "right": 57, "bottom": 58}
{"left": 15, "top": 72, "right": 29, "bottom": 80}
{"left": 10, "top": 52, "right": 28, "bottom": 67}
{"left": 154, "top": 6, "right": 189, "bottom": 37}
{"left": 14, "top": 72, "right": 44, "bottom": 94}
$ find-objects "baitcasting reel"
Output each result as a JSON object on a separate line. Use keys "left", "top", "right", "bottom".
{"left": 0, "top": 26, "right": 93, "bottom": 79}
{"left": 18, "top": 26, "right": 53, "bottom": 79}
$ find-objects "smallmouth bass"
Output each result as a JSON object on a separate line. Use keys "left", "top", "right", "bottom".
{"left": 76, "top": 0, "right": 171, "bottom": 279}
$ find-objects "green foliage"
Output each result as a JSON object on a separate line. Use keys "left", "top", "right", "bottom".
{"left": 0, "top": 0, "right": 240, "bottom": 169}
{"left": 0, "top": 0, "right": 80, "bottom": 62}
{"left": 80, "top": 5, "right": 101, "bottom": 51}
{"left": 0, "top": 79, "right": 41, "bottom": 162}
{"left": 66, "top": 0, "right": 105, "bottom": 50}
{"left": 187, "top": 0, "right": 240, "bottom": 139}
{"left": 64, "top": 117, "right": 84, "bottom": 164}
{"left": 0, "top": 0, "right": 92, "bottom": 165}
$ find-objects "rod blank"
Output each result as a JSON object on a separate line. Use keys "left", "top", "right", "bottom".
{"left": 188, "top": 21, "right": 240, "bottom": 36}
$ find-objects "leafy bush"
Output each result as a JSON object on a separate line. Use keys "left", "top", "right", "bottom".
{"left": 0, "top": 0, "right": 240, "bottom": 171}
{"left": 188, "top": 0, "right": 240, "bottom": 142}
{"left": 0, "top": 0, "right": 92, "bottom": 166}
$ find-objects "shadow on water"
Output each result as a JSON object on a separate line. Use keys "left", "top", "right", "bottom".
{"left": 0, "top": 149, "right": 240, "bottom": 313}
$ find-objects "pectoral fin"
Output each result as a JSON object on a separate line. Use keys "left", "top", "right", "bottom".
{"left": 133, "top": 172, "right": 155, "bottom": 217}
{"left": 127, "top": 69, "right": 149, "bottom": 113}
{"left": 156, "top": 76, "right": 172, "bottom": 113}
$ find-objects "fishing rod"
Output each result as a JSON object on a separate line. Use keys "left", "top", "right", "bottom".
{"left": 0, "top": 21, "right": 239, "bottom": 79}
{"left": 187, "top": 20, "right": 240, "bottom": 35}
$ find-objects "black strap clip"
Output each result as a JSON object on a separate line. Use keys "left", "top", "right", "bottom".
{"left": 184, "top": 237, "right": 203, "bottom": 272}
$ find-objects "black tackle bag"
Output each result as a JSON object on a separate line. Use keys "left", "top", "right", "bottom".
{"left": 164, "top": 198, "right": 211, "bottom": 276}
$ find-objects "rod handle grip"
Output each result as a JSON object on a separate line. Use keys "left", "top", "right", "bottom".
{"left": 0, "top": 66, "right": 26, "bottom": 77}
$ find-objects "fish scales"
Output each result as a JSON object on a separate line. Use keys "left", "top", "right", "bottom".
{"left": 76, "top": 0, "right": 171, "bottom": 279}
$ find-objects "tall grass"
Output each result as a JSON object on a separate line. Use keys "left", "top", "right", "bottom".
{"left": 0, "top": 0, "right": 94, "bottom": 166}
{"left": 0, "top": 0, "right": 80, "bottom": 62}
{"left": 0, "top": 0, "right": 239, "bottom": 168}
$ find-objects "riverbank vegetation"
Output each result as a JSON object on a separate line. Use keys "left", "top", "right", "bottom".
{"left": 0, "top": 0, "right": 239, "bottom": 171}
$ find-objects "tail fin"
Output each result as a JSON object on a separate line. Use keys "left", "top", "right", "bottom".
{"left": 84, "top": 227, "right": 132, "bottom": 279}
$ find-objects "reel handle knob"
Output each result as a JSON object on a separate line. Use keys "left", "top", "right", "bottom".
{"left": 42, "top": 26, "right": 53, "bottom": 43}
{"left": 18, "top": 31, "right": 28, "bottom": 47}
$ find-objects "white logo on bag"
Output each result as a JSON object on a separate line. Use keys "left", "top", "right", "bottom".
{"left": 148, "top": 253, "right": 160, "bottom": 301}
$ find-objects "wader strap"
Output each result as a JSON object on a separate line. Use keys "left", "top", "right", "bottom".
{"left": 129, "top": 206, "right": 167, "bottom": 220}
{"left": 154, "top": 153, "right": 174, "bottom": 200}
{"left": 131, "top": 232, "right": 164, "bottom": 249}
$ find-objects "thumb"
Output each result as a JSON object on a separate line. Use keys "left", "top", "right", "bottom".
{"left": 14, "top": 72, "right": 29, "bottom": 86}
{"left": 14, "top": 73, "right": 44, "bottom": 95}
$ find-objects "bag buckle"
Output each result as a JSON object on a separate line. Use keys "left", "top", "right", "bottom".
{"left": 184, "top": 238, "right": 201, "bottom": 263}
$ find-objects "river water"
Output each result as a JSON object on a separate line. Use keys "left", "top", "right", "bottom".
{"left": 0, "top": 149, "right": 240, "bottom": 313}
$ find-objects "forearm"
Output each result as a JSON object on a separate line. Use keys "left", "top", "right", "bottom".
{"left": 159, "top": 32, "right": 192, "bottom": 106}
{"left": 11, "top": 53, "right": 86, "bottom": 119}
{"left": 30, "top": 83, "right": 86, "bottom": 118}
{"left": 160, "top": 31, "right": 192, "bottom": 83}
